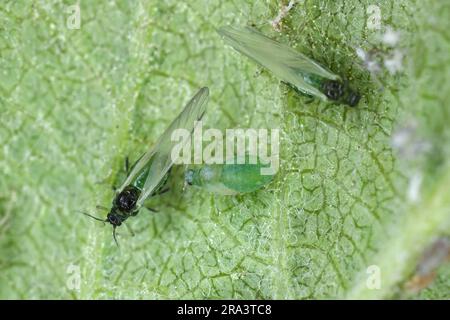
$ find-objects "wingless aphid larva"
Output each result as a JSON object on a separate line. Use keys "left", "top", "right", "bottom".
{"left": 185, "top": 155, "right": 275, "bottom": 195}
{"left": 218, "top": 26, "right": 361, "bottom": 107}
{"left": 83, "top": 87, "right": 209, "bottom": 245}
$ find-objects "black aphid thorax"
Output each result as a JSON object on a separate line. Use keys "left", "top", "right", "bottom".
{"left": 107, "top": 212, "right": 124, "bottom": 226}
{"left": 321, "top": 80, "right": 360, "bottom": 107}
{"left": 114, "top": 186, "right": 140, "bottom": 213}
{"left": 321, "top": 80, "right": 345, "bottom": 101}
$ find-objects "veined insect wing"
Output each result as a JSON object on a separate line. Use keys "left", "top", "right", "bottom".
{"left": 133, "top": 87, "right": 209, "bottom": 207}
{"left": 218, "top": 26, "right": 360, "bottom": 106}
{"left": 217, "top": 26, "right": 339, "bottom": 101}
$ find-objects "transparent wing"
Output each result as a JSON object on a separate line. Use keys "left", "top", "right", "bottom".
{"left": 119, "top": 87, "right": 209, "bottom": 207}
{"left": 218, "top": 26, "right": 340, "bottom": 100}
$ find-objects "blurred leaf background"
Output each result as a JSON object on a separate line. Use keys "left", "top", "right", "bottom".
{"left": 0, "top": 0, "right": 449, "bottom": 299}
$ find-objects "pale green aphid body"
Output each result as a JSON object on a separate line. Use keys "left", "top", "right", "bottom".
{"left": 185, "top": 156, "right": 275, "bottom": 195}
{"left": 218, "top": 26, "right": 360, "bottom": 107}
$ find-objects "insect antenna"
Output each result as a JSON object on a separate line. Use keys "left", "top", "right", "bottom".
{"left": 79, "top": 211, "right": 106, "bottom": 224}
{"left": 96, "top": 205, "right": 109, "bottom": 211}
{"left": 112, "top": 226, "right": 120, "bottom": 247}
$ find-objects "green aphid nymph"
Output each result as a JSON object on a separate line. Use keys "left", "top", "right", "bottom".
{"left": 218, "top": 26, "right": 360, "bottom": 107}
{"left": 185, "top": 156, "right": 275, "bottom": 195}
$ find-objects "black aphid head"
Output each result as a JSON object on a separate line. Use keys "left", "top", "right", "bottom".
{"left": 114, "top": 186, "right": 140, "bottom": 213}
{"left": 346, "top": 91, "right": 361, "bottom": 107}
{"left": 107, "top": 212, "right": 123, "bottom": 227}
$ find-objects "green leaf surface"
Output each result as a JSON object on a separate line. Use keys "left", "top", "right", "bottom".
{"left": 0, "top": 0, "right": 449, "bottom": 299}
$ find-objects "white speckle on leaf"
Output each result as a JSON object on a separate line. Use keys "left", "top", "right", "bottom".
{"left": 367, "top": 60, "right": 381, "bottom": 73}
{"left": 356, "top": 26, "right": 405, "bottom": 77}
{"left": 391, "top": 120, "right": 432, "bottom": 158}
{"left": 408, "top": 172, "right": 423, "bottom": 203}
{"left": 356, "top": 47, "right": 367, "bottom": 60}
{"left": 384, "top": 49, "right": 404, "bottom": 75}
{"left": 270, "top": 0, "right": 297, "bottom": 31}
{"left": 391, "top": 122, "right": 416, "bottom": 151}
{"left": 355, "top": 47, "right": 381, "bottom": 73}
{"left": 381, "top": 27, "right": 400, "bottom": 46}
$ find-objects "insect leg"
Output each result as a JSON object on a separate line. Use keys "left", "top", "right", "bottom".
{"left": 145, "top": 206, "right": 159, "bottom": 213}
{"left": 282, "top": 81, "right": 315, "bottom": 102}
{"left": 304, "top": 97, "right": 315, "bottom": 104}
{"left": 156, "top": 188, "right": 170, "bottom": 195}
